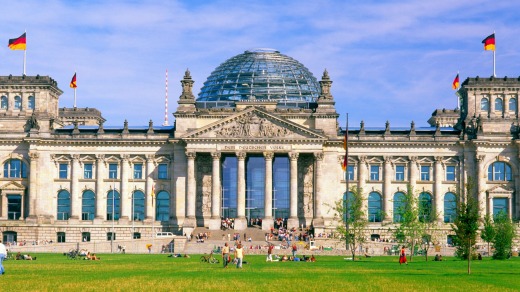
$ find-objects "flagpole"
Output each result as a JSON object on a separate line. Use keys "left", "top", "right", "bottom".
{"left": 457, "top": 71, "right": 460, "bottom": 109}
{"left": 74, "top": 88, "right": 77, "bottom": 108}
{"left": 23, "top": 30, "right": 26, "bottom": 75}
{"left": 345, "top": 113, "right": 350, "bottom": 251}
{"left": 493, "top": 30, "right": 496, "bottom": 77}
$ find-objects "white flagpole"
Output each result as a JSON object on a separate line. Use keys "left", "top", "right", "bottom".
{"left": 23, "top": 30, "right": 26, "bottom": 75}
{"left": 74, "top": 88, "right": 77, "bottom": 108}
{"left": 493, "top": 30, "right": 496, "bottom": 77}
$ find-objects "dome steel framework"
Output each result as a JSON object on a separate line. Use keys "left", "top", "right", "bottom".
{"left": 197, "top": 49, "right": 320, "bottom": 106}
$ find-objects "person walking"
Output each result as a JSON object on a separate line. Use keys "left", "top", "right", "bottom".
{"left": 291, "top": 243, "right": 297, "bottom": 258}
{"left": 222, "top": 242, "right": 230, "bottom": 268}
{"left": 399, "top": 245, "right": 408, "bottom": 265}
{"left": 266, "top": 243, "right": 274, "bottom": 262}
{"left": 234, "top": 243, "right": 244, "bottom": 269}
{"left": 0, "top": 240, "right": 7, "bottom": 275}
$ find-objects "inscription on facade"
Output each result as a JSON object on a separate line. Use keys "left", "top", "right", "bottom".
{"left": 219, "top": 145, "right": 291, "bottom": 151}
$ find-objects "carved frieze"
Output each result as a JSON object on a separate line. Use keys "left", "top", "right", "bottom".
{"left": 215, "top": 112, "right": 289, "bottom": 138}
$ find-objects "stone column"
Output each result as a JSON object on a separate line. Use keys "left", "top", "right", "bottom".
{"left": 434, "top": 156, "right": 443, "bottom": 223}
{"left": 408, "top": 156, "right": 417, "bottom": 191}
{"left": 186, "top": 151, "right": 196, "bottom": 219}
{"left": 476, "top": 154, "right": 486, "bottom": 219}
{"left": 263, "top": 152, "right": 274, "bottom": 230}
{"left": 288, "top": 152, "right": 299, "bottom": 229}
{"left": 209, "top": 152, "right": 221, "bottom": 230}
{"left": 28, "top": 151, "right": 39, "bottom": 219}
{"left": 489, "top": 95, "right": 495, "bottom": 118}
{"left": 313, "top": 152, "right": 325, "bottom": 231}
{"left": 235, "top": 152, "right": 247, "bottom": 229}
{"left": 145, "top": 155, "right": 154, "bottom": 220}
{"left": 504, "top": 95, "right": 509, "bottom": 117}
{"left": 357, "top": 156, "right": 368, "bottom": 213}
{"left": 70, "top": 154, "right": 81, "bottom": 220}
{"left": 383, "top": 156, "right": 393, "bottom": 222}
{"left": 120, "top": 155, "right": 130, "bottom": 221}
{"left": 95, "top": 154, "right": 104, "bottom": 220}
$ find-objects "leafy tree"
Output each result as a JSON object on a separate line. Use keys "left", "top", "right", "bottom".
{"left": 451, "top": 181, "right": 480, "bottom": 274}
{"left": 330, "top": 187, "right": 368, "bottom": 261}
{"left": 480, "top": 214, "right": 495, "bottom": 257}
{"left": 393, "top": 185, "right": 425, "bottom": 262}
{"left": 491, "top": 212, "right": 517, "bottom": 260}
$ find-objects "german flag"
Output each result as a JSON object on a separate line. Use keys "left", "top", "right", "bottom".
{"left": 8, "top": 33, "right": 26, "bottom": 50}
{"left": 482, "top": 33, "right": 495, "bottom": 51}
{"left": 452, "top": 74, "right": 459, "bottom": 90}
{"left": 341, "top": 129, "right": 348, "bottom": 171}
{"left": 70, "top": 73, "right": 77, "bottom": 88}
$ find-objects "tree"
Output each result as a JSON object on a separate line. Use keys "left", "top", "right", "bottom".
{"left": 451, "top": 181, "right": 480, "bottom": 274}
{"left": 330, "top": 187, "right": 368, "bottom": 261}
{"left": 393, "top": 185, "right": 426, "bottom": 262}
{"left": 480, "top": 214, "right": 495, "bottom": 257}
{"left": 491, "top": 212, "right": 517, "bottom": 260}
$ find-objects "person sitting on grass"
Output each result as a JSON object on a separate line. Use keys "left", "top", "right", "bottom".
{"left": 22, "top": 254, "right": 36, "bottom": 260}
{"left": 308, "top": 255, "right": 316, "bottom": 262}
{"left": 281, "top": 255, "right": 289, "bottom": 262}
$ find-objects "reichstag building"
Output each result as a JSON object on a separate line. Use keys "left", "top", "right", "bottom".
{"left": 0, "top": 49, "right": 518, "bottom": 244}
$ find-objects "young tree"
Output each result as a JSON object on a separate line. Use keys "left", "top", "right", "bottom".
{"left": 491, "top": 212, "right": 517, "bottom": 260}
{"left": 451, "top": 182, "right": 480, "bottom": 274}
{"left": 393, "top": 185, "right": 425, "bottom": 262}
{"left": 330, "top": 187, "right": 368, "bottom": 261}
{"left": 480, "top": 214, "right": 495, "bottom": 257}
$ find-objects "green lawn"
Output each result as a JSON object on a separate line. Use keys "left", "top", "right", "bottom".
{"left": 2, "top": 253, "right": 519, "bottom": 291}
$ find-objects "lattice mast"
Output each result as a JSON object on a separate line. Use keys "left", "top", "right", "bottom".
{"left": 163, "top": 69, "right": 169, "bottom": 126}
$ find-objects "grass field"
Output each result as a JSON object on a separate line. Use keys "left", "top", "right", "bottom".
{"left": 2, "top": 253, "right": 520, "bottom": 291}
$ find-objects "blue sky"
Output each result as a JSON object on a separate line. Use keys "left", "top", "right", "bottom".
{"left": 2, "top": 0, "right": 520, "bottom": 129}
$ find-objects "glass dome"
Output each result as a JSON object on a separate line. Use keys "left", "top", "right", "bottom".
{"left": 197, "top": 49, "right": 320, "bottom": 104}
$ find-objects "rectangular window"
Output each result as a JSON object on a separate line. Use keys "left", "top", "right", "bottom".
{"left": 446, "top": 166, "right": 456, "bottom": 181}
{"left": 134, "top": 164, "right": 143, "bottom": 179}
{"left": 84, "top": 163, "right": 93, "bottom": 179}
{"left": 59, "top": 163, "right": 68, "bottom": 179}
{"left": 158, "top": 163, "right": 168, "bottom": 179}
{"left": 370, "top": 165, "right": 379, "bottom": 181}
{"left": 82, "top": 232, "right": 91, "bottom": 242}
{"left": 395, "top": 165, "right": 405, "bottom": 181}
{"left": 420, "top": 166, "right": 430, "bottom": 181}
{"left": 109, "top": 163, "right": 118, "bottom": 179}
{"left": 346, "top": 165, "right": 355, "bottom": 181}
{"left": 57, "top": 232, "right": 66, "bottom": 243}
{"left": 107, "top": 232, "right": 116, "bottom": 241}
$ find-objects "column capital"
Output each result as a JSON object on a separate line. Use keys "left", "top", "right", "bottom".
{"left": 95, "top": 154, "right": 105, "bottom": 161}
{"left": 145, "top": 154, "right": 155, "bottom": 161}
{"left": 358, "top": 155, "right": 367, "bottom": 164}
{"left": 72, "top": 154, "right": 80, "bottom": 161}
{"left": 263, "top": 151, "right": 274, "bottom": 160}
{"left": 434, "top": 156, "right": 444, "bottom": 163}
{"left": 211, "top": 152, "right": 221, "bottom": 160}
{"left": 28, "top": 151, "right": 39, "bottom": 160}
{"left": 236, "top": 152, "right": 247, "bottom": 160}
{"left": 186, "top": 151, "right": 196, "bottom": 159}
{"left": 476, "top": 154, "right": 486, "bottom": 163}
{"left": 314, "top": 152, "right": 323, "bottom": 161}
{"left": 384, "top": 156, "right": 393, "bottom": 163}
{"left": 289, "top": 152, "right": 299, "bottom": 161}
{"left": 408, "top": 156, "right": 418, "bottom": 163}
{"left": 121, "top": 154, "right": 130, "bottom": 161}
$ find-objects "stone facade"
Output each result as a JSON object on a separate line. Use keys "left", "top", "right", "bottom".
{"left": 0, "top": 58, "right": 519, "bottom": 247}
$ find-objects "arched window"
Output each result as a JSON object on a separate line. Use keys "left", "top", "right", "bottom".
{"left": 444, "top": 192, "right": 457, "bottom": 223}
{"left": 1, "top": 96, "right": 7, "bottom": 109}
{"left": 481, "top": 97, "right": 489, "bottom": 111}
{"left": 3, "top": 159, "right": 27, "bottom": 178}
{"left": 368, "top": 192, "right": 382, "bottom": 222}
{"left": 107, "top": 190, "right": 120, "bottom": 220}
{"left": 343, "top": 191, "right": 355, "bottom": 222}
{"left": 495, "top": 97, "right": 503, "bottom": 112}
{"left": 419, "top": 192, "right": 432, "bottom": 222}
{"left": 133, "top": 190, "right": 145, "bottom": 221}
{"left": 487, "top": 162, "right": 512, "bottom": 181}
{"left": 57, "top": 190, "right": 70, "bottom": 220}
{"left": 393, "top": 192, "right": 406, "bottom": 223}
{"left": 14, "top": 96, "right": 21, "bottom": 110}
{"left": 82, "top": 190, "right": 95, "bottom": 220}
{"left": 156, "top": 191, "right": 170, "bottom": 221}
{"left": 28, "top": 96, "right": 35, "bottom": 110}
{"left": 509, "top": 98, "right": 517, "bottom": 112}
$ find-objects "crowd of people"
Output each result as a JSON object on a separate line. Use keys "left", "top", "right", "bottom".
{"left": 221, "top": 218, "right": 235, "bottom": 230}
